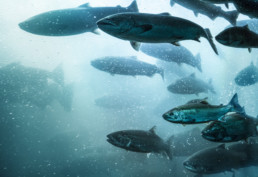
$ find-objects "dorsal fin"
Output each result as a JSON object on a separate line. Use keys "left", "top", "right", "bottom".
{"left": 149, "top": 126, "right": 157, "bottom": 134}
{"left": 78, "top": 3, "right": 91, "bottom": 8}
{"left": 217, "top": 144, "right": 225, "bottom": 149}
{"left": 243, "top": 25, "right": 249, "bottom": 30}
{"left": 190, "top": 73, "right": 195, "bottom": 78}
{"left": 159, "top": 12, "right": 171, "bottom": 16}
{"left": 200, "top": 100, "right": 208, "bottom": 104}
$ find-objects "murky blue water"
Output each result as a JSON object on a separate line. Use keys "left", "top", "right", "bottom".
{"left": 0, "top": 0, "right": 257, "bottom": 177}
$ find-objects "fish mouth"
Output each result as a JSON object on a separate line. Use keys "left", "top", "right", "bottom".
{"left": 97, "top": 19, "right": 117, "bottom": 28}
{"left": 183, "top": 161, "right": 199, "bottom": 173}
{"left": 215, "top": 35, "right": 228, "bottom": 45}
{"left": 162, "top": 114, "right": 181, "bottom": 123}
{"left": 106, "top": 134, "right": 118, "bottom": 145}
{"left": 18, "top": 22, "right": 27, "bottom": 30}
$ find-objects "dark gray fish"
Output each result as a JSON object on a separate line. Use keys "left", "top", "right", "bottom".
{"left": 202, "top": 113, "right": 258, "bottom": 142}
{"left": 183, "top": 144, "right": 248, "bottom": 176}
{"left": 167, "top": 73, "right": 215, "bottom": 95}
{"left": 107, "top": 126, "right": 173, "bottom": 159}
{"left": 140, "top": 43, "right": 202, "bottom": 72}
{"left": 235, "top": 62, "right": 258, "bottom": 86}
{"left": 170, "top": 0, "right": 238, "bottom": 25}
{"left": 232, "top": 0, "right": 258, "bottom": 19}
{"left": 91, "top": 56, "right": 164, "bottom": 79}
{"left": 163, "top": 93, "right": 244, "bottom": 124}
{"left": 216, "top": 25, "right": 258, "bottom": 52}
{"left": 19, "top": 1, "right": 138, "bottom": 36}
{"left": 200, "top": 0, "right": 233, "bottom": 8}
{"left": 97, "top": 12, "right": 218, "bottom": 55}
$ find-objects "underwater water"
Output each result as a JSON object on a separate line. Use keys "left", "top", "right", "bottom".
{"left": 0, "top": 0, "right": 258, "bottom": 177}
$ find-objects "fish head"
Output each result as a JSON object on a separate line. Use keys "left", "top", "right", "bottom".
{"left": 19, "top": 12, "right": 56, "bottom": 35}
{"left": 201, "top": 121, "right": 227, "bottom": 142}
{"left": 162, "top": 108, "right": 186, "bottom": 123}
{"left": 97, "top": 13, "right": 134, "bottom": 37}
{"left": 167, "top": 84, "right": 178, "bottom": 93}
{"left": 183, "top": 159, "right": 212, "bottom": 174}
{"left": 90, "top": 59, "right": 107, "bottom": 70}
{"left": 106, "top": 131, "right": 132, "bottom": 148}
{"left": 215, "top": 27, "right": 244, "bottom": 46}
{"left": 19, "top": 17, "right": 41, "bottom": 34}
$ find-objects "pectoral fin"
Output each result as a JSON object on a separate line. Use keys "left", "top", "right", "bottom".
{"left": 159, "top": 12, "right": 171, "bottom": 16}
{"left": 225, "top": 3, "right": 229, "bottom": 9}
{"left": 248, "top": 48, "right": 252, "bottom": 53}
{"left": 130, "top": 41, "right": 141, "bottom": 51}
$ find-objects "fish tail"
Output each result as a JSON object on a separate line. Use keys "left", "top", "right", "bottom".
{"left": 127, "top": 0, "right": 139, "bottom": 12}
{"left": 228, "top": 93, "right": 244, "bottom": 113}
{"left": 165, "top": 135, "right": 174, "bottom": 160}
{"left": 225, "top": 10, "right": 239, "bottom": 26}
{"left": 51, "top": 64, "right": 64, "bottom": 86}
{"left": 195, "top": 53, "right": 202, "bottom": 72}
{"left": 203, "top": 28, "right": 218, "bottom": 55}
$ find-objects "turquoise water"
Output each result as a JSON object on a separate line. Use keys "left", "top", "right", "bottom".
{"left": 0, "top": 0, "right": 257, "bottom": 177}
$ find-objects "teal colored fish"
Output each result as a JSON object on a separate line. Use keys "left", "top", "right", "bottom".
{"left": 162, "top": 93, "right": 244, "bottom": 124}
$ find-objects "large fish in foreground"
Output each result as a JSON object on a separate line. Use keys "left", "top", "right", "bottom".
{"left": 216, "top": 25, "right": 258, "bottom": 52}
{"left": 202, "top": 113, "right": 258, "bottom": 142}
{"left": 19, "top": 1, "right": 138, "bottom": 36}
{"left": 140, "top": 43, "right": 202, "bottom": 72}
{"left": 167, "top": 73, "right": 216, "bottom": 95}
{"left": 162, "top": 93, "right": 243, "bottom": 124}
{"left": 97, "top": 12, "right": 218, "bottom": 55}
{"left": 170, "top": 0, "right": 238, "bottom": 25}
{"left": 183, "top": 144, "right": 247, "bottom": 177}
{"left": 91, "top": 56, "right": 164, "bottom": 79}
{"left": 107, "top": 126, "right": 173, "bottom": 159}
{"left": 235, "top": 62, "right": 258, "bottom": 86}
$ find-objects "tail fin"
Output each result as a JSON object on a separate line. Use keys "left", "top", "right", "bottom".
{"left": 157, "top": 68, "right": 164, "bottom": 80}
{"left": 204, "top": 28, "right": 218, "bottom": 55}
{"left": 195, "top": 53, "right": 202, "bottom": 72}
{"left": 225, "top": 10, "right": 239, "bottom": 26}
{"left": 208, "top": 79, "right": 216, "bottom": 94}
{"left": 165, "top": 135, "right": 174, "bottom": 160}
{"left": 51, "top": 64, "right": 64, "bottom": 86}
{"left": 228, "top": 93, "right": 244, "bottom": 113}
{"left": 127, "top": 0, "right": 139, "bottom": 12}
